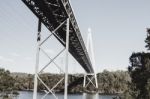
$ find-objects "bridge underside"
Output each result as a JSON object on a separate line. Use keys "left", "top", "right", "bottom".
{"left": 22, "top": 0, "right": 94, "bottom": 73}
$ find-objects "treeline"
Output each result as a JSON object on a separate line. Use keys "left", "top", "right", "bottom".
{"left": 0, "top": 68, "right": 131, "bottom": 94}
{"left": 97, "top": 70, "right": 130, "bottom": 94}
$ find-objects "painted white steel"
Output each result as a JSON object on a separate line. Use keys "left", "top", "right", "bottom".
{"left": 64, "top": 18, "right": 70, "bottom": 99}
{"left": 33, "top": 20, "right": 41, "bottom": 99}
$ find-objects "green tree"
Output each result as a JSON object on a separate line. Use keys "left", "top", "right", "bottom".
{"left": 0, "top": 68, "right": 15, "bottom": 92}
{"left": 97, "top": 70, "right": 130, "bottom": 94}
{"left": 145, "top": 28, "right": 150, "bottom": 50}
{"left": 128, "top": 52, "right": 150, "bottom": 99}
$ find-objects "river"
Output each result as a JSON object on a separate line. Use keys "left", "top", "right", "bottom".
{"left": 0, "top": 91, "right": 118, "bottom": 99}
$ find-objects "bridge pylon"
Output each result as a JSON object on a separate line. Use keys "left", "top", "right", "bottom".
{"left": 83, "top": 28, "right": 98, "bottom": 89}
{"left": 33, "top": 18, "right": 70, "bottom": 99}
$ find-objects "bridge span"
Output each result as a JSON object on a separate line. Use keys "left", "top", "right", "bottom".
{"left": 22, "top": 0, "right": 94, "bottom": 73}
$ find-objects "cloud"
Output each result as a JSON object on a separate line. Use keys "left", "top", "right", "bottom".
{"left": 0, "top": 56, "right": 15, "bottom": 63}
{"left": 10, "top": 53, "right": 20, "bottom": 57}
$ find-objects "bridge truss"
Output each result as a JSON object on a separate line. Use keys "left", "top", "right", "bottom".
{"left": 22, "top": 0, "right": 98, "bottom": 99}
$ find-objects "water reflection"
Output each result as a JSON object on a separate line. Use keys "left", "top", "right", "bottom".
{"left": 83, "top": 93, "right": 98, "bottom": 99}
{"left": 0, "top": 91, "right": 117, "bottom": 99}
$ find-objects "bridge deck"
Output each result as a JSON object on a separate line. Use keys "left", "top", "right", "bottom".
{"left": 22, "top": 0, "right": 94, "bottom": 73}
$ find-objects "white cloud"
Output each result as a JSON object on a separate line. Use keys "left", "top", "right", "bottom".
{"left": 0, "top": 56, "right": 15, "bottom": 63}
{"left": 10, "top": 53, "right": 20, "bottom": 57}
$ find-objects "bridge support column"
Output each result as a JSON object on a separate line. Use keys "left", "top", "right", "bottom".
{"left": 64, "top": 18, "right": 70, "bottom": 99}
{"left": 83, "top": 28, "right": 98, "bottom": 89}
{"left": 32, "top": 18, "right": 69, "bottom": 99}
{"left": 94, "top": 73, "right": 98, "bottom": 88}
{"left": 33, "top": 20, "right": 41, "bottom": 99}
{"left": 83, "top": 73, "right": 98, "bottom": 88}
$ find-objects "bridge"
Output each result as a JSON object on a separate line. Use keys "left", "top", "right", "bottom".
{"left": 22, "top": 0, "right": 94, "bottom": 73}
{"left": 22, "top": 0, "right": 97, "bottom": 99}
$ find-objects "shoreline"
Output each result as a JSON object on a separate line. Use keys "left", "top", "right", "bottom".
{"left": 18, "top": 90, "right": 121, "bottom": 95}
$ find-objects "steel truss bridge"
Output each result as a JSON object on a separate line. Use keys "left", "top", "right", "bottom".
{"left": 22, "top": 0, "right": 98, "bottom": 99}
{"left": 22, "top": 0, "right": 94, "bottom": 73}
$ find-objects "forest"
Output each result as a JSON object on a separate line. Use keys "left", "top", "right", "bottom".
{"left": 0, "top": 69, "right": 130, "bottom": 94}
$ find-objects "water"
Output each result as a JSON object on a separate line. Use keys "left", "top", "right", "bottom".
{"left": 0, "top": 91, "right": 117, "bottom": 99}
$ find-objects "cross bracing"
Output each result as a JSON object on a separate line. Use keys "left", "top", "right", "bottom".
{"left": 22, "top": 0, "right": 94, "bottom": 73}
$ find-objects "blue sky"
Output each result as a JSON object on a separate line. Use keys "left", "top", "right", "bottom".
{"left": 0, "top": 0, "right": 149, "bottom": 73}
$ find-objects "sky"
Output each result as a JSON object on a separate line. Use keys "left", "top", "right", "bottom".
{"left": 0, "top": 0, "right": 150, "bottom": 74}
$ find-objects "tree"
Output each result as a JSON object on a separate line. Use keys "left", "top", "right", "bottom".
{"left": 0, "top": 68, "right": 15, "bottom": 92}
{"left": 145, "top": 28, "right": 150, "bottom": 50}
{"left": 128, "top": 52, "right": 150, "bottom": 99}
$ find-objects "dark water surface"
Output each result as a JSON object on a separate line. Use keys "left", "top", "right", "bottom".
{"left": 0, "top": 91, "right": 117, "bottom": 99}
